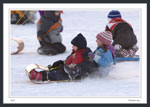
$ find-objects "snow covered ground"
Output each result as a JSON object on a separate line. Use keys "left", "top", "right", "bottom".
{"left": 10, "top": 10, "right": 140, "bottom": 98}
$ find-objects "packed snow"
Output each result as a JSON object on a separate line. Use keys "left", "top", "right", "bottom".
{"left": 10, "top": 10, "right": 140, "bottom": 98}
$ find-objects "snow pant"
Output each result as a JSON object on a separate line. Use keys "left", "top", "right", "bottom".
{"left": 41, "top": 59, "right": 98, "bottom": 81}
{"left": 42, "top": 66, "right": 69, "bottom": 81}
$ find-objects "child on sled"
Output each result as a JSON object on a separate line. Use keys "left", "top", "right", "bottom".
{"left": 37, "top": 10, "right": 66, "bottom": 55}
{"left": 88, "top": 31, "right": 115, "bottom": 77}
{"left": 105, "top": 10, "right": 139, "bottom": 58}
{"left": 29, "top": 33, "right": 98, "bottom": 81}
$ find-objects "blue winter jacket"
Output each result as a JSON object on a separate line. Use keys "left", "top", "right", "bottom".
{"left": 94, "top": 47, "right": 114, "bottom": 67}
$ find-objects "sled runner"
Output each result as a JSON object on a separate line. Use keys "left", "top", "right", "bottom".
{"left": 11, "top": 38, "right": 24, "bottom": 55}
{"left": 114, "top": 55, "right": 139, "bottom": 61}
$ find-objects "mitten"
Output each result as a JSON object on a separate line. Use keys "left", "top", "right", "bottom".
{"left": 93, "top": 54, "right": 101, "bottom": 63}
{"left": 52, "top": 60, "right": 64, "bottom": 68}
{"left": 114, "top": 44, "right": 122, "bottom": 51}
{"left": 93, "top": 51, "right": 101, "bottom": 63}
{"left": 88, "top": 52, "right": 95, "bottom": 59}
{"left": 47, "top": 64, "right": 52, "bottom": 70}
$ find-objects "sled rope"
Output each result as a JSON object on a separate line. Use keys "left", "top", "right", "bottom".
{"left": 46, "top": 71, "right": 49, "bottom": 80}
{"left": 46, "top": 66, "right": 60, "bottom": 80}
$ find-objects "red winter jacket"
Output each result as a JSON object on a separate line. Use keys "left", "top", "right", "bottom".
{"left": 105, "top": 17, "right": 137, "bottom": 50}
{"left": 105, "top": 17, "right": 131, "bottom": 32}
{"left": 65, "top": 48, "right": 86, "bottom": 65}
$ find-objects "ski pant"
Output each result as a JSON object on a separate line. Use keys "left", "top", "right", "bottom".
{"left": 41, "top": 59, "right": 99, "bottom": 81}
{"left": 42, "top": 67, "right": 69, "bottom": 81}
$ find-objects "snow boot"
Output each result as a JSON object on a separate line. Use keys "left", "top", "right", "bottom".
{"left": 128, "top": 45, "right": 139, "bottom": 57}
{"left": 51, "top": 42, "right": 66, "bottom": 54}
{"left": 29, "top": 69, "right": 42, "bottom": 81}
{"left": 37, "top": 46, "right": 57, "bottom": 55}
{"left": 64, "top": 65, "right": 81, "bottom": 80}
{"left": 120, "top": 49, "right": 130, "bottom": 58}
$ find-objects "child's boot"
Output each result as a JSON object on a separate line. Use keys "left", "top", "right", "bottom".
{"left": 29, "top": 69, "right": 42, "bottom": 81}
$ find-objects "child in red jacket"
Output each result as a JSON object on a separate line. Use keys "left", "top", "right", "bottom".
{"left": 29, "top": 33, "right": 93, "bottom": 81}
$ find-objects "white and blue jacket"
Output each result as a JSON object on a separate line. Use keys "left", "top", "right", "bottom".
{"left": 93, "top": 47, "right": 115, "bottom": 67}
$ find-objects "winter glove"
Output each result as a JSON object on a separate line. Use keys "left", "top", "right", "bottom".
{"left": 47, "top": 64, "right": 52, "bottom": 70}
{"left": 93, "top": 51, "right": 101, "bottom": 63}
{"left": 88, "top": 52, "right": 95, "bottom": 60}
{"left": 93, "top": 54, "right": 101, "bottom": 63}
{"left": 114, "top": 44, "right": 122, "bottom": 51}
{"left": 52, "top": 60, "right": 64, "bottom": 68}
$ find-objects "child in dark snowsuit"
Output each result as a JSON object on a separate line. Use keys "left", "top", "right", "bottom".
{"left": 88, "top": 31, "right": 115, "bottom": 77}
{"left": 29, "top": 33, "right": 98, "bottom": 81}
{"left": 105, "top": 10, "right": 139, "bottom": 58}
{"left": 37, "top": 11, "right": 66, "bottom": 55}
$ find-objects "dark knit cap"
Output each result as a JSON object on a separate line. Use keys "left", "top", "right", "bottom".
{"left": 107, "top": 10, "right": 121, "bottom": 19}
{"left": 71, "top": 33, "right": 87, "bottom": 49}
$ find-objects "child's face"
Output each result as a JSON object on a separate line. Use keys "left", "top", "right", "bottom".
{"left": 96, "top": 39, "right": 103, "bottom": 46}
{"left": 72, "top": 45, "right": 78, "bottom": 51}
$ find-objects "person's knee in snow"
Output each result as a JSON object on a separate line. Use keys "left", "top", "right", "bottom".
{"left": 105, "top": 10, "right": 138, "bottom": 57}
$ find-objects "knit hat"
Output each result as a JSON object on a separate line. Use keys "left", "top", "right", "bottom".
{"left": 71, "top": 33, "right": 87, "bottom": 49}
{"left": 96, "top": 31, "right": 112, "bottom": 45}
{"left": 107, "top": 10, "right": 121, "bottom": 19}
